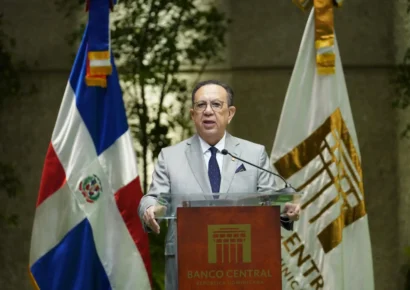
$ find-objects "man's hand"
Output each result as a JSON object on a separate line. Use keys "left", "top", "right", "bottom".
{"left": 283, "top": 202, "right": 301, "bottom": 221}
{"left": 143, "top": 206, "right": 160, "bottom": 234}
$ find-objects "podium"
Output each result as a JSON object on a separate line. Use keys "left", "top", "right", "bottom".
{"left": 153, "top": 191, "right": 301, "bottom": 290}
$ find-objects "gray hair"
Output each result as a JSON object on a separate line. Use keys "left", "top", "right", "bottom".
{"left": 191, "top": 80, "right": 234, "bottom": 106}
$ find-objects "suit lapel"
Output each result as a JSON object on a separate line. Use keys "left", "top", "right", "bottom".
{"left": 185, "top": 135, "right": 212, "bottom": 193}
{"left": 220, "top": 133, "right": 241, "bottom": 193}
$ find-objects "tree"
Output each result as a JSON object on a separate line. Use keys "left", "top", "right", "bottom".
{"left": 111, "top": 0, "right": 228, "bottom": 193}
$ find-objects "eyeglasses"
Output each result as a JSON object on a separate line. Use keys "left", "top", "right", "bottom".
{"left": 193, "top": 100, "right": 225, "bottom": 112}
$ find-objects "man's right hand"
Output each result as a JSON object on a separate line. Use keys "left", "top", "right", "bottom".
{"left": 143, "top": 206, "right": 160, "bottom": 234}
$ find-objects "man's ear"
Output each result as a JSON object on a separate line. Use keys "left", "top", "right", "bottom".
{"left": 190, "top": 108, "right": 195, "bottom": 120}
{"left": 228, "top": 106, "right": 236, "bottom": 123}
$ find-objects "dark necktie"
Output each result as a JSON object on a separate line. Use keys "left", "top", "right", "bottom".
{"left": 208, "top": 146, "right": 221, "bottom": 199}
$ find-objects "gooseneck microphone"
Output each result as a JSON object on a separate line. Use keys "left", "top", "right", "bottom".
{"left": 221, "top": 149, "right": 297, "bottom": 193}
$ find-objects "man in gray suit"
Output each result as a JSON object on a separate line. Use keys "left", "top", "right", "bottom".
{"left": 138, "top": 80, "right": 300, "bottom": 290}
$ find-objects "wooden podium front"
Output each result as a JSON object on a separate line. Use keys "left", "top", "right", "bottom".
{"left": 177, "top": 206, "right": 282, "bottom": 290}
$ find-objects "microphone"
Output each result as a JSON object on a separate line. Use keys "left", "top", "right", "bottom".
{"left": 221, "top": 149, "right": 297, "bottom": 193}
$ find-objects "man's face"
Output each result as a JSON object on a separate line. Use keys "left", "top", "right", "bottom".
{"left": 190, "top": 84, "right": 236, "bottom": 145}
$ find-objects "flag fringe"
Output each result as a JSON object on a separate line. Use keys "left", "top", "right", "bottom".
{"left": 86, "top": 76, "right": 107, "bottom": 88}
{"left": 315, "top": 39, "right": 334, "bottom": 49}
{"left": 316, "top": 53, "right": 335, "bottom": 64}
{"left": 89, "top": 66, "right": 112, "bottom": 75}
{"left": 88, "top": 51, "right": 110, "bottom": 60}
{"left": 317, "top": 66, "right": 335, "bottom": 74}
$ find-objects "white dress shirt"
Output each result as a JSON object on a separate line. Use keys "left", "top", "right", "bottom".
{"left": 198, "top": 132, "right": 226, "bottom": 174}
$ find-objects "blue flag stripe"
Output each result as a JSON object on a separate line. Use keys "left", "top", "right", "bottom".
{"left": 30, "top": 219, "right": 112, "bottom": 290}
{"left": 88, "top": 0, "right": 110, "bottom": 52}
{"left": 69, "top": 25, "right": 128, "bottom": 155}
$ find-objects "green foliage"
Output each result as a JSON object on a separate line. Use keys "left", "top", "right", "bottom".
{"left": 0, "top": 14, "right": 23, "bottom": 227}
{"left": 111, "top": 0, "right": 228, "bottom": 193}
{"left": 148, "top": 227, "right": 167, "bottom": 290}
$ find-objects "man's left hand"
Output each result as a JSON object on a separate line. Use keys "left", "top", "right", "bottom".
{"left": 283, "top": 202, "right": 301, "bottom": 221}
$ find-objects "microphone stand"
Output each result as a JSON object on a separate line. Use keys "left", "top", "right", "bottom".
{"left": 221, "top": 149, "right": 298, "bottom": 193}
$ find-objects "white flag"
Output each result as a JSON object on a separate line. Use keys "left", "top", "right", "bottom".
{"left": 271, "top": 10, "right": 374, "bottom": 290}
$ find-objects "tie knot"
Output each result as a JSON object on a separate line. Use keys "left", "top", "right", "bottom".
{"left": 209, "top": 146, "right": 218, "bottom": 156}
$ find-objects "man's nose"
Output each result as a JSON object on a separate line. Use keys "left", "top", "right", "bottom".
{"left": 203, "top": 104, "right": 214, "bottom": 115}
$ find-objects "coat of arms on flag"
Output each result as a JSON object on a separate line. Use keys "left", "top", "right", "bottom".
{"left": 78, "top": 174, "right": 103, "bottom": 203}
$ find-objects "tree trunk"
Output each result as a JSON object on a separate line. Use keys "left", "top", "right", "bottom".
{"left": 140, "top": 79, "right": 149, "bottom": 193}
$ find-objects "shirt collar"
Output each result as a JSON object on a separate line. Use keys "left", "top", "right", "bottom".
{"left": 198, "top": 132, "right": 226, "bottom": 154}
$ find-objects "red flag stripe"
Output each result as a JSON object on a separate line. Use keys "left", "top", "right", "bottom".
{"left": 37, "top": 143, "right": 67, "bottom": 207}
{"left": 114, "top": 176, "right": 152, "bottom": 284}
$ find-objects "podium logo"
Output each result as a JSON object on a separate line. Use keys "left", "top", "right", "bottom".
{"left": 274, "top": 108, "right": 367, "bottom": 254}
{"left": 208, "top": 224, "right": 251, "bottom": 264}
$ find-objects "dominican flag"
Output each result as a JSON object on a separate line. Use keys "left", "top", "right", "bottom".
{"left": 28, "top": 23, "right": 152, "bottom": 290}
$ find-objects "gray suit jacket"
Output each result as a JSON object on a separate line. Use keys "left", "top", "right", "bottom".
{"left": 138, "top": 133, "right": 292, "bottom": 290}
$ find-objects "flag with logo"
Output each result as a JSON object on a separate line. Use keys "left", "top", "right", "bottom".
{"left": 28, "top": 1, "right": 152, "bottom": 289}
{"left": 271, "top": 9, "right": 374, "bottom": 290}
